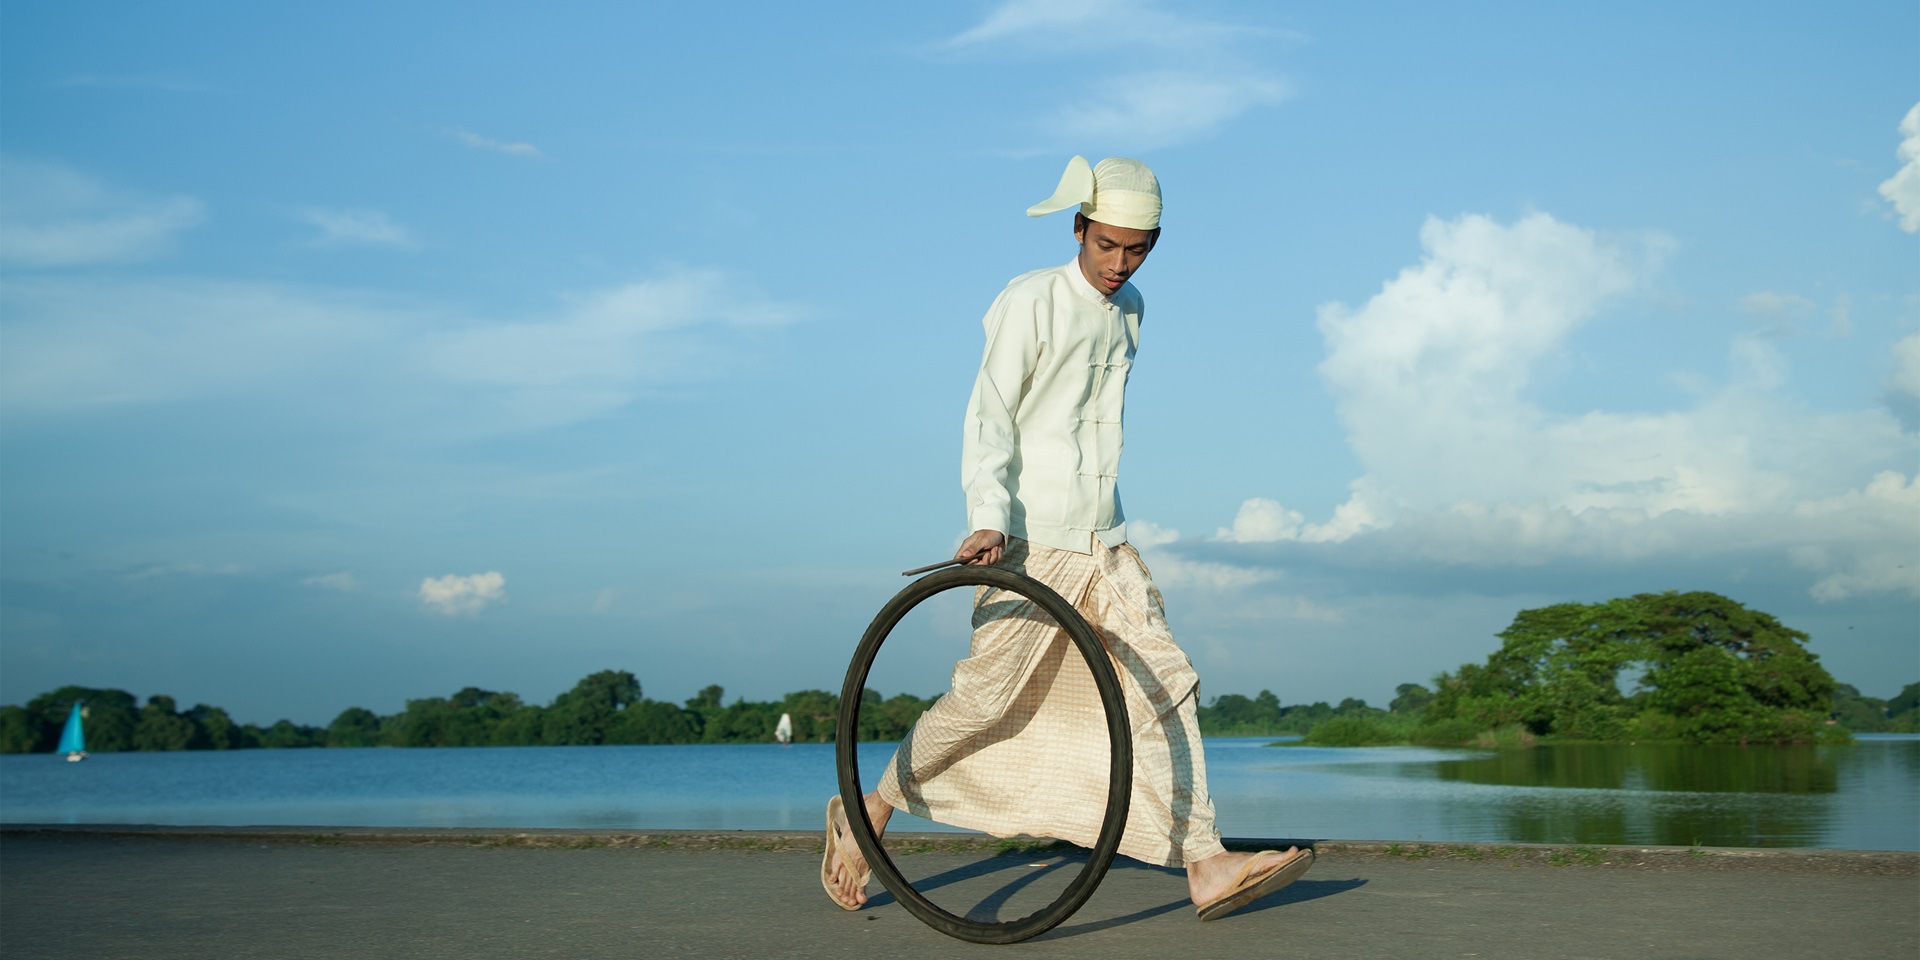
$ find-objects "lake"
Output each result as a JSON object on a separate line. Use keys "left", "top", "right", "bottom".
{"left": 2, "top": 736, "right": 1915, "bottom": 850}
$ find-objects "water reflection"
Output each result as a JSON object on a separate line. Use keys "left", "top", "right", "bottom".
{"left": 1386, "top": 739, "right": 1916, "bottom": 848}
{"left": 1421, "top": 743, "right": 1842, "bottom": 794}
{"left": 1201, "top": 735, "right": 1919, "bottom": 850}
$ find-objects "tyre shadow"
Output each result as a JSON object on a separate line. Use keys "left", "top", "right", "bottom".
{"left": 864, "top": 847, "right": 1367, "bottom": 935}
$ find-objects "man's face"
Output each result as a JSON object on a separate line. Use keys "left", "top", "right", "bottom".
{"left": 1074, "top": 215, "right": 1158, "bottom": 297}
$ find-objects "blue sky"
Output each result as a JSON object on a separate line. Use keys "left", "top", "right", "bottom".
{"left": 3, "top": 1, "right": 1915, "bottom": 726}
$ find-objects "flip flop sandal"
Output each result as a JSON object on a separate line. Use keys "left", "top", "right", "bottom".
{"left": 821, "top": 795, "right": 872, "bottom": 911}
{"left": 1196, "top": 847, "right": 1315, "bottom": 922}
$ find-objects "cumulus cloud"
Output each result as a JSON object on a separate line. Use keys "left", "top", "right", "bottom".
{"left": 944, "top": 0, "right": 1293, "bottom": 149}
{"left": 298, "top": 208, "right": 415, "bottom": 248}
{"left": 0, "top": 158, "right": 204, "bottom": 267}
{"left": 1878, "top": 101, "right": 1920, "bottom": 232}
{"left": 449, "top": 128, "right": 543, "bottom": 158}
{"left": 1188, "top": 211, "right": 1915, "bottom": 604}
{"left": 418, "top": 571, "right": 506, "bottom": 615}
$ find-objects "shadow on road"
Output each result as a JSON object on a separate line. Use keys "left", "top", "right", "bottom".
{"left": 864, "top": 846, "right": 1369, "bottom": 937}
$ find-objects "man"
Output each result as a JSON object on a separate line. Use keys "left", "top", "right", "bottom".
{"left": 824, "top": 156, "right": 1311, "bottom": 922}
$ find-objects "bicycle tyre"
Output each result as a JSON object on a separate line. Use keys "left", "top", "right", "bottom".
{"left": 835, "top": 564, "right": 1132, "bottom": 944}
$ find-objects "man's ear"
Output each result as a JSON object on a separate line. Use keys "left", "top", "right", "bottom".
{"left": 1147, "top": 227, "right": 1160, "bottom": 251}
{"left": 1073, "top": 213, "right": 1088, "bottom": 244}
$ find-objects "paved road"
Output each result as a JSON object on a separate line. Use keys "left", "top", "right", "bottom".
{"left": 3, "top": 829, "right": 1913, "bottom": 959}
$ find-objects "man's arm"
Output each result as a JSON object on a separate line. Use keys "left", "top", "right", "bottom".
{"left": 958, "top": 286, "right": 1041, "bottom": 565}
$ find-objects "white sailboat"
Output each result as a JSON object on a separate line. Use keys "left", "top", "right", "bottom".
{"left": 775, "top": 712, "right": 793, "bottom": 747}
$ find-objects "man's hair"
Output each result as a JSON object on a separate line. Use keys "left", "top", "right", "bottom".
{"left": 1074, "top": 212, "right": 1160, "bottom": 249}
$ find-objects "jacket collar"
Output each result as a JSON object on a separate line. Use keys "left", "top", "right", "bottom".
{"left": 1062, "top": 259, "right": 1114, "bottom": 305}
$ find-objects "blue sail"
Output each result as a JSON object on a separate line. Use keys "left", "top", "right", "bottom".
{"left": 55, "top": 704, "right": 86, "bottom": 755}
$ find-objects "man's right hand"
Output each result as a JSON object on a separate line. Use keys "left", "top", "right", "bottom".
{"left": 956, "top": 529, "right": 1006, "bottom": 567}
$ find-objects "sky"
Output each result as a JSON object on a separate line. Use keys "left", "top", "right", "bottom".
{"left": 2, "top": 1, "right": 1915, "bottom": 727}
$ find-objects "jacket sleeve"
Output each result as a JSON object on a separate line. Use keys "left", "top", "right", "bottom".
{"left": 961, "top": 285, "right": 1043, "bottom": 536}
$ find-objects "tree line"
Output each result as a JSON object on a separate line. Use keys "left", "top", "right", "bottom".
{"left": 1293, "top": 591, "right": 1917, "bottom": 746}
{"left": 3, "top": 591, "right": 1912, "bottom": 754}
{"left": 0, "top": 671, "right": 942, "bottom": 753}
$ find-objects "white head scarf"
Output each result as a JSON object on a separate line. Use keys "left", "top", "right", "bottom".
{"left": 1025, "top": 155, "right": 1162, "bottom": 230}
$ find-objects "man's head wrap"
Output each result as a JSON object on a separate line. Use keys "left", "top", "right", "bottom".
{"left": 1025, "top": 155, "right": 1161, "bottom": 231}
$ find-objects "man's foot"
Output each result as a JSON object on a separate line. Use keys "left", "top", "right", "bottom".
{"left": 823, "top": 792, "right": 893, "bottom": 909}
{"left": 1187, "top": 847, "right": 1313, "bottom": 921}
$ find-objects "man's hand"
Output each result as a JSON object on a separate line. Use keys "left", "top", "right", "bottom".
{"left": 956, "top": 529, "right": 1006, "bottom": 566}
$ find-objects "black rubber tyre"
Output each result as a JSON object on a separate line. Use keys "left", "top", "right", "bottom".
{"left": 836, "top": 564, "right": 1132, "bottom": 944}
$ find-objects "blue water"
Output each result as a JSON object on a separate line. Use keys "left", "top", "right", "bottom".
{"left": 2, "top": 737, "right": 1915, "bottom": 850}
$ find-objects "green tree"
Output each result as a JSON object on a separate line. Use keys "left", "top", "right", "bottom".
{"left": 0, "top": 705, "right": 44, "bottom": 753}
{"left": 1390, "top": 683, "right": 1433, "bottom": 715}
{"left": 606, "top": 700, "right": 699, "bottom": 744}
{"left": 27, "top": 687, "right": 139, "bottom": 752}
{"left": 1427, "top": 591, "right": 1839, "bottom": 743}
{"left": 545, "top": 670, "right": 642, "bottom": 745}
{"left": 781, "top": 689, "right": 838, "bottom": 743}
{"left": 327, "top": 707, "right": 384, "bottom": 747}
{"left": 1197, "top": 690, "right": 1286, "bottom": 735}
{"left": 250, "top": 719, "right": 323, "bottom": 748}
{"left": 490, "top": 705, "right": 546, "bottom": 745}
{"left": 186, "top": 704, "right": 240, "bottom": 749}
{"left": 1887, "top": 681, "right": 1920, "bottom": 722}
{"left": 134, "top": 695, "right": 200, "bottom": 751}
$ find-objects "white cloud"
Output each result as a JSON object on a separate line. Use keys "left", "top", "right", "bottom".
{"left": 0, "top": 267, "right": 800, "bottom": 432}
{"left": 1214, "top": 494, "right": 1383, "bottom": 544}
{"left": 1126, "top": 519, "right": 1181, "bottom": 547}
{"left": 0, "top": 158, "right": 204, "bottom": 267}
{"left": 944, "top": 0, "right": 1293, "bottom": 149}
{"left": 0, "top": 277, "right": 404, "bottom": 414}
{"left": 1049, "top": 70, "right": 1291, "bottom": 149}
{"left": 123, "top": 562, "right": 243, "bottom": 582}
{"left": 426, "top": 266, "right": 800, "bottom": 428}
{"left": 1885, "top": 332, "right": 1920, "bottom": 432}
{"left": 298, "top": 208, "right": 415, "bottom": 248}
{"left": 418, "top": 571, "right": 506, "bottom": 615}
{"left": 449, "top": 128, "right": 543, "bottom": 158}
{"left": 1878, "top": 101, "right": 1920, "bottom": 232}
{"left": 302, "top": 572, "right": 359, "bottom": 592}
{"left": 1790, "top": 472, "right": 1920, "bottom": 600}
{"left": 1191, "top": 211, "right": 1915, "bottom": 603}
{"left": 1128, "top": 520, "right": 1283, "bottom": 591}
{"left": 948, "top": 0, "right": 1269, "bottom": 52}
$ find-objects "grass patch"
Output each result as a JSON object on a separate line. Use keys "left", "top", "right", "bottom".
{"left": 1475, "top": 724, "right": 1540, "bottom": 749}
{"left": 1546, "top": 846, "right": 1611, "bottom": 867}
{"left": 1383, "top": 843, "right": 1437, "bottom": 860}
{"left": 1302, "top": 715, "right": 1406, "bottom": 746}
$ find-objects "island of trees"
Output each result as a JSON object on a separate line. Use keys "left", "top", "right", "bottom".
{"left": 3, "top": 591, "right": 1912, "bottom": 755}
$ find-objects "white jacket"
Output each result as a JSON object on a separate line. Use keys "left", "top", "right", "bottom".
{"left": 962, "top": 260, "right": 1142, "bottom": 554}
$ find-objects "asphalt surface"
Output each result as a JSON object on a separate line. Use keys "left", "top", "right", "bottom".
{"left": 2, "top": 828, "right": 1914, "bottom": 960}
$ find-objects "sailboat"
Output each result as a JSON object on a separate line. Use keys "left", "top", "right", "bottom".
{"left": 775, "top": 712, "right": 793, "bottom": 747}
{"left": 56, "top": 702, "right": 87, "bottom": 762}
